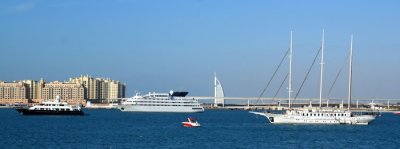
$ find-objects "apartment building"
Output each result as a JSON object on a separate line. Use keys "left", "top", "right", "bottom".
{"left": 0, "top": 81, "right": 28, "bottom": 104}
{"left": 21, "top": 79, "right": 45, "bottom": 100}
{"left": 69, "top": 75, "right": 126, "bottom": 102}
{"left": 69, "top": 75, "right": 100, "bottom": 100}
{"left": 0, "top": 75, "right": 126, "bottom": 104}
{"left": 41, "top": 81, "right": 85, "bottom": 105}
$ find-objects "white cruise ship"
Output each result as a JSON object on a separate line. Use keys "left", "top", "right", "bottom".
{"left": 118, "top": 91, "right": 204, "bottom": 113}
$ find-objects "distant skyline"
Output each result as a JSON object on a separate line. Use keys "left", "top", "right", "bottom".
{"left": 1, "top": 0, "right": 399, "bottom": 99}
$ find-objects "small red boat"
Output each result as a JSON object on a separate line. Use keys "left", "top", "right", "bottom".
{"left": 182, "top": 117, "right": 201, "bottom": 127}
{"left": 393, "top": 111, "right": 400, "bottom": 115}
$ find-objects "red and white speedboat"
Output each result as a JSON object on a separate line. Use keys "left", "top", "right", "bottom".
{"left": 182, "top": 117, "right": 201, "bottom": 127}
{"left": 393, "top": 111, "right": 400, "bottom": 115}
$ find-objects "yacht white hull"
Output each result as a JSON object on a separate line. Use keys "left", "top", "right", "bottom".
{"left": 251, "top": 109, "right": 376, "bottom": 125}
{"left": 118, "top": 105, "right": 204, "bottom": 113}
{"left": 264, "top": 113, "right": 375, "bottom": 125}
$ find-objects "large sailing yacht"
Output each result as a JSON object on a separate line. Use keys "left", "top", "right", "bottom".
{"left": 251, "top": 31, "right": 376, "bottom": 125}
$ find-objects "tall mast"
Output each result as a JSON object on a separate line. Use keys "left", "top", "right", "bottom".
{"left": 288, "top": 31, "right": 293, "bottom": 109}
{"left": 347, "top": 35, "right": 353, "bottom": 110}
{"left": 214, "top": 72, "right": 217, "bottom": 106}
{"left": 319, "top": 30, "right": 325, "bottom": 108}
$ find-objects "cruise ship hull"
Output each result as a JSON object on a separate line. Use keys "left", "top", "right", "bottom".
{"left": 16, "top": 108, "right": 84, "bottom": 115}
{"left": 119, "top": 105, "right": 204, "bottom": 113}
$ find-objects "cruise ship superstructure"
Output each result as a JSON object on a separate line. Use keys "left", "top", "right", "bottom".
{"left": 118, "top": 91, "right": 204, "bottom": 113}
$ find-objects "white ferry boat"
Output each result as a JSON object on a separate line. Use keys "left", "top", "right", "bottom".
{"left": 16, "top": 96, "right": 84, "bottom": 115}
{"left": 118, "top": 91, "right": 204, "bottom": 113}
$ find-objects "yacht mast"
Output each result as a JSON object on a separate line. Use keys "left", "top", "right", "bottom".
{"left": 288, "top": 31, "right": 293, "bottom": 109}
{"left": 319, "top": 30, "right": 325, "bottom": 108}
{"left": 347, "top": 35, "right": 353, "bottom": 110}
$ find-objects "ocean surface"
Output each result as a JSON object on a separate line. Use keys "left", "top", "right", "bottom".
{"left": 1, "top": 108, "right": 399, "bottom": 149}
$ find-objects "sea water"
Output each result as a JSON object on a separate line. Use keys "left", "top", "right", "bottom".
{"left": 1, "top": 108, "right": 399, "bottom": 149}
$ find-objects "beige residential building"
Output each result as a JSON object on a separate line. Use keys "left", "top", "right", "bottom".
{"left": 69, "top": 75, "right": 126, "bottom": 101}
{"left": 41, "top": 81, "right": 85, "bottom": 105}
{"left": 21, "top": 79, "right": 45, "bottom": 100}
{"left": 0, "top": 75, "right": 125, "bottom": 104}
{"left": 100, "top": 78, "right": 126, "bottom": 99}
{"left": 0, "top": 81, "right": 28, "bottom": 104}
{"left": 69, "top": 75, "right": 100, "bottom": 100}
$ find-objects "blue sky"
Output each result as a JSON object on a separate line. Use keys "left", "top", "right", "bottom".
{"left": 1, "top": 0, "right": 399, "bottom": 99}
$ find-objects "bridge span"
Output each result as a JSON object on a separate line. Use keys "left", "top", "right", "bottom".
{"left": 186, "top": 96, "right": 400, "bottom": 105}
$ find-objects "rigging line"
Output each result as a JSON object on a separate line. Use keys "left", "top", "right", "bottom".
{"left": 327, "top": 54, "right": 350, "bottom": 98}
{"left": 254, "top": 48, "right": 290, "bottom": 105}
{"left": 294, "top": 47, "right": 322, "bottom": 100}
{"left": 272, "top": 72, "right": 289, "bottom": 101}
